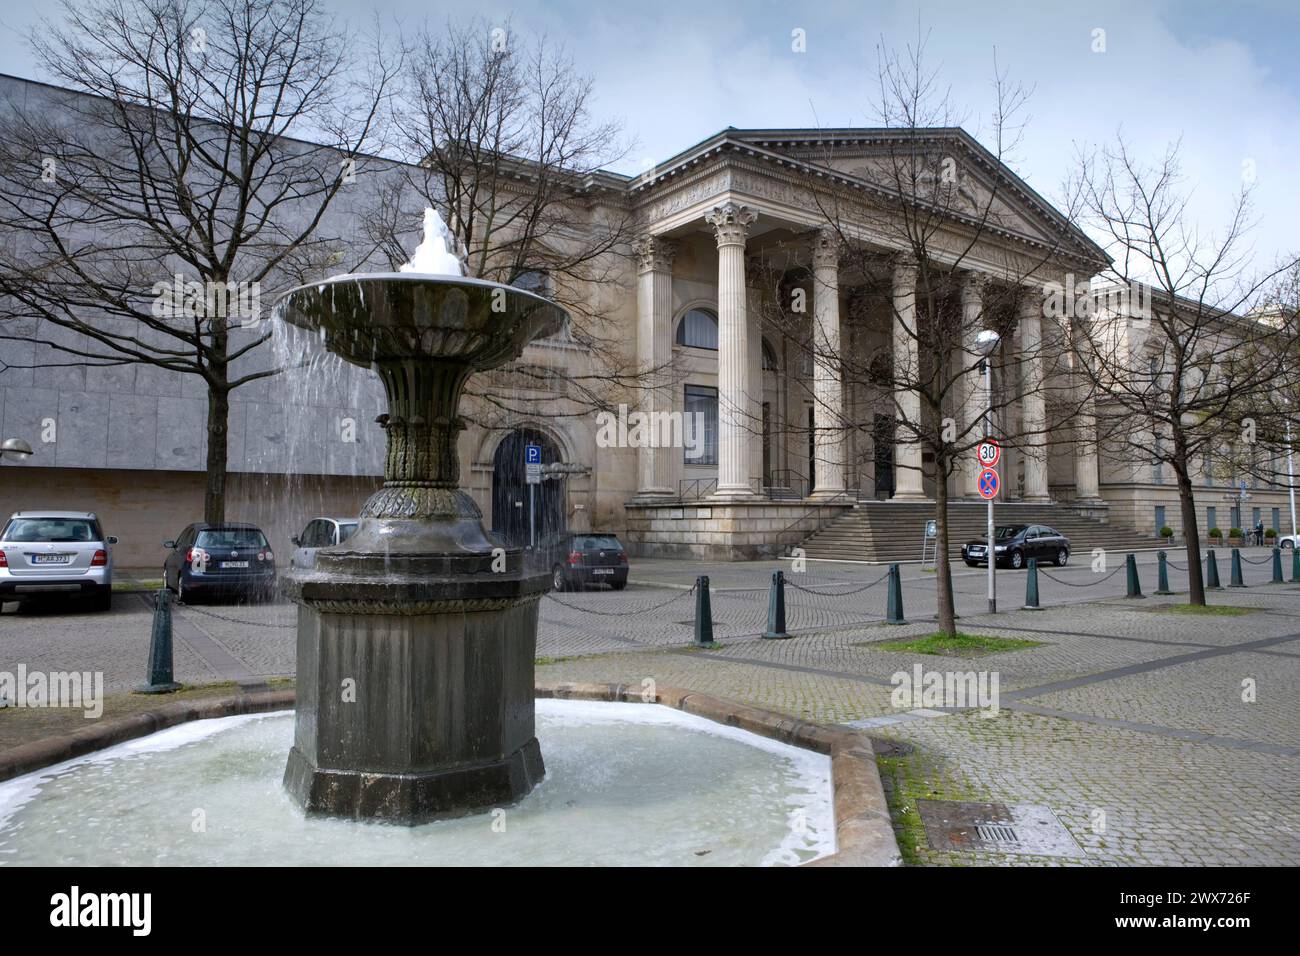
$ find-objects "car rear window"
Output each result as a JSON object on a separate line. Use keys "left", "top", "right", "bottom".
{"left": 338, "top": 523, "right": 358, "bottom": 543}
{"left": 3, "top": 517, "right": 101, "bottom": 543}
{"left": 197, "top": 528, "right": 268, "bottom": 550}
{"left": 579, "top": 535, "right": 622, "bottom": 550}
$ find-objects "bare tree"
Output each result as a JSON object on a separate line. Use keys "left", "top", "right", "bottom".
{"left": 370, "top": 16, "right": 644, "bottom": 427}
{"left": 0, "top": 0, "right": 396, "bottom": 522}
{"left": 1065, "top": 138, "right": 1299, "bottom": 604}
{"left": 764, "top": 37, "right": 1099, "bottom": 636}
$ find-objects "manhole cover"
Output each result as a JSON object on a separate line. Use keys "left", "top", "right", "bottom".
{"left": 919, "top": 800, "right": 1084, "bottom": 858}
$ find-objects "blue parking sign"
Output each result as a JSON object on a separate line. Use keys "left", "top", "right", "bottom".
{"left": 525, "top": 444, "right": 542, "bottom": 465}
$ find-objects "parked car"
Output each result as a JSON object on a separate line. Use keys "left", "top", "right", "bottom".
{"left": 539, "top": 532, "right": 629, "bottom": 591}
{"left": 0, "top": 511, "right": 116, "bottom": 611}
{"left": 163, "top": 523, "right": 276, "bottom": 603}
{"left": 290, "top": 517, "right": 359, "bottom": 569}
{"left": 1277, "top": 534, "right": 1300, "bottom": 549}
{"left": 962, "top": 524, "right": 1070, "bottom": 569}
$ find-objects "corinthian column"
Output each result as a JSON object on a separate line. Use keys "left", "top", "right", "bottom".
{"left": 633, "top": 235, "right": 678, "bottom": 499}
{"left": 810, "top": 228, "right": 846, "bottom": 497}
{"left": 892, "top": 255, "right": 927, "bottom": 500}
{"left": 706, "top": 202, "right": 758, "bottom": 499}
{"left": 1019, "top": 291, "right": 1051, "bottom": 502}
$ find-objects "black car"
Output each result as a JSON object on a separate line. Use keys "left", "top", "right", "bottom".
{"left": 163, "top": 522, "right": 277, "bottom": 603}
{"left": 962, "top": 524, "right": 1070, "bottom": 569}
{"left": 539, "top": 532, "right": 629, "bottom": 591}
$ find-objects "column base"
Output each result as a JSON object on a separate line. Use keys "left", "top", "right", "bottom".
{"left": 891, "top": 492, "right": 931, "bottom": 502}
{"left": 284, "top": 739, "right": 545, "bottom": 825}
{"left": 808, "top": 487, "right": 848, "bottom": 501}
{"left": 709, "top": 486, "right": 760, "bottom": 501}
{"left": 1022, "top": 494, "right": 1052, "bottom": 503}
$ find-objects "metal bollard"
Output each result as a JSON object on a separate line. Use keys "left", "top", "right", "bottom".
{"left": 137, "top": 588, "right": 183, "bottom": 694}
{"left": 1272, "top": 547, "right": 1284, "bottom": 584}
{"left": 885, "top": 563, "right": 906, "bottom": 625}
{"left": 762, "top": 570, "right": 791, "bottom": 639}
{"left": 1205, "top": 549, "right": 1222, "bottom": 590}
{"left": 1022, "top": 558, "right": 1042, "bottom": 610}
{"left": 693, "top": 575, "right": 714, "bottom": 645}
{"left": 1154, "top": 551, "right": 1173, "bottom": 595}
{"left": 1125, "top": 553, "right": 1144, "bottom": 598}
{"left": 1292, "top": 546, "right": 1300, "bottom": 583}
{"left": 1229, "top": 548, "right": 1246, "bottom": 588}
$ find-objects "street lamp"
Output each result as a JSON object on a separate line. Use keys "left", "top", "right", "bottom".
{"left": 974, "top": 330, "right": 1001, "bottom": 614}
{"left": 0, "top": 438, "right": 33, "bottom": 463}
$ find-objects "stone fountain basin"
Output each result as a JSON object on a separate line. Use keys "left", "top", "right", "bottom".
{"left": 275, "top": 273, "right": 567, "bottom": 369}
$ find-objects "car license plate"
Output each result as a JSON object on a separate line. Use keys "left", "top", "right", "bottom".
{"left": 969, "top": 547, "right": 985, "bottom": 556}
{"left": 222, "top": 561, "right": 249, "bottom": 569}
{"left": 31, "top": 554, "right": 71, "bottom": 564}
{"left": 592, "top": 568, "right": 614, "bottom": 575}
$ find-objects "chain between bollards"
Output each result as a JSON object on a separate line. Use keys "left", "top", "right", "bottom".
{"left": 137, "top": 588, "right": 182, "bottom": 694}
{"left": 762, "top": 570, "right": 790, "bottom": 639}
{"left": 693, "top": 575, "right": 714, "bottom": 646}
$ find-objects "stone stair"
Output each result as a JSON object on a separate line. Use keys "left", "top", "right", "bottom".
{"left": 800, "top": 500, "right": 1160, "bottom": 564}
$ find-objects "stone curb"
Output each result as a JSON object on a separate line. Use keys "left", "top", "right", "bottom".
{"left": 0, "top": 683, "right": 902, "bottom": 868}
{"left": 0, "top": 690, "right": 295, "bottom": 784}
{"left": 536, "top": 680, "right": 902, "bottom": 867}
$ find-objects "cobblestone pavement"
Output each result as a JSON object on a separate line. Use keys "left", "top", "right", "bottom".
{"left": 2, "top": 552, "right": 1297, "bottom": 865}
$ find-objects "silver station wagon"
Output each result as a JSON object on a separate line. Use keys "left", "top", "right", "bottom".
{"left": 0, "top": 511, "right": 117, "bottom": 612}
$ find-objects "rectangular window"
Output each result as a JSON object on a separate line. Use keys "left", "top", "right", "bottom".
{"left": 1252, "top": 507, "right": 1261, "bottom": 529}
{"left": 1154, "top": 506, "right": 1166, "bottom": 532}
{"left": 684, "top": 385, "right": 718, "bottom": 466}
{"left": 1207, "top": 506, "right": 1217, "bottom": 533}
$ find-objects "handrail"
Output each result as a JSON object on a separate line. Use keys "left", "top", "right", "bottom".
{"left": 775, "top": 485, "right": 861, "bottom": 551}
{"left": 676, "top": 477, "right": 718, "bottom": 502}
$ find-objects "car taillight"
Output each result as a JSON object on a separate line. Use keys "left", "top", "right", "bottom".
{"left": 258, "top": 549, "right": 273, "bottom": 562}
{"left": 91, "top": 549, "right": 107, "bottom": 566}
{"left": 185, "top": 548, "right": 194, "bottom": 563}
{"left": 0, "top": 550, "right": 7, "bottom": 568}
{"left": 618, "top": 552, "right": 628, "bottom": 564}
{"left": 567, "top": 550, "right": 583, "bottom": 566}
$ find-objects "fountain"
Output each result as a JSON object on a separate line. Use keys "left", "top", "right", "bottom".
{"left": 273, "top": 210, "right": 567, "bottom": 823}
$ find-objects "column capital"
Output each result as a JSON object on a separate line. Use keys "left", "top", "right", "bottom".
{"left": 633, "top": 234, "right": 678, "bottom": 274}
{"left": 705, "top": 202, "right": 757, "bottom": 247}
{"left": 811, "top": 228, "right": 842, "bottom": 270}
{"left": 891, "top": 252, "right": 919, "bottom": 284}
{"left": 1018, "top": 284, "right": 1047, "bottom": 321}
{"left": 960, "top": 269, "right": 989, "bottom": 302}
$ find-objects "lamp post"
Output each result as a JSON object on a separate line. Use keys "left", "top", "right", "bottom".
{"left": 1287, "top": 418, "right": 1297, "bottom": 539}
{"left": 0, "top": 438, "right": 33, "bottom": 463}
{"left": 975, "top": 329, "right": 1001, "bottom": 614}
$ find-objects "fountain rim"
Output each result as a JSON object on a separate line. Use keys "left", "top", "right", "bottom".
{"left": 275, "top": 271, "right": 571, "bottom": 316}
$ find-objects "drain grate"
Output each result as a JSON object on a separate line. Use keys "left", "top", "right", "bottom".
{"left": 975, "top": 823, "right": 1020, "bottom": 844}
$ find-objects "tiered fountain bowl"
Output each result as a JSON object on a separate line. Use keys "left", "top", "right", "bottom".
{"left": 273, "top": 271, "right": 567, "bottom": 824}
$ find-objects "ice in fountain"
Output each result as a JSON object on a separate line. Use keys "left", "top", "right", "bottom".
{"left": 272, "top": 208, "right": 568, "bottom": 824}
{"left": 399, "top": 208, "right": 465, "bottom": 277}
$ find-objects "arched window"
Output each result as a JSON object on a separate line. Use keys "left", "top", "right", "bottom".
{"left": 675, "top": 308, "right": 719, "bottom": 350}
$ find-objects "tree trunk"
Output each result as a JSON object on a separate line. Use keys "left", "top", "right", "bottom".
{"left": 1174, "top": 461, "right": 1205, "bottom": 606}
{"left": 204, "top": 378, "right": 230, "bottom": 525}
{"left": 934, "top": 460, "right": 957, "bottom": 636}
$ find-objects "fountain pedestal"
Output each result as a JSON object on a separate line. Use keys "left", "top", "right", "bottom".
{"left": 276, "top": 273, "right": 565, "bottom": 824}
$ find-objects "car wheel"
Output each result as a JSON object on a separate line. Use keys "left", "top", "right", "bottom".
{"left": 1055, "top": 547, "right": 1069, "bottom": 567}
{"left": 551, "top": 565, "right": 566, "bottom": 592}
{"left": 610, "top": 580, "right": 627, "bottom": 591}
{"left": 1283, "top": 540, "right": 1294, "bottom": 549}
{"left": 1010, "top": 549, "right": 1024, "bottom": 570}
{"left": 177, "top": 577, "right": 188, "bottom": 604}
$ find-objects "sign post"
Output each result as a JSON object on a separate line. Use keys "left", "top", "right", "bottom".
{"left": 978, "top": 463, "right": 1000, "bottom": 613}
{"left": 525, "top": 444, "right": 542, "bottom": 549}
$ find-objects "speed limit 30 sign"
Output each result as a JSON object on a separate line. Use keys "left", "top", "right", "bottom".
{"left": 976, "top": 439, "right": 1001, "bottom": 468}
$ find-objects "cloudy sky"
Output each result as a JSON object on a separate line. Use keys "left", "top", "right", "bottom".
{"left": 2, "top": 0, "right": 1297, "bottom": 272}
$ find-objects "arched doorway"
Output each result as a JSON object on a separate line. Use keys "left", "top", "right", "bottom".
{"left": 492, "top": 428, "right": 566, "bottom": 548}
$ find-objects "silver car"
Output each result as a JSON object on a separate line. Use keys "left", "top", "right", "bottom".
{"left": 289, "top": 517, "right": 359, "bottom": 569}
{"left": 0, "top": 511, "right": 117, "bottom": 612}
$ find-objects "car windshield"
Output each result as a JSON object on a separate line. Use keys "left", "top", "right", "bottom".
{"left": 338, "top": 523, "right": 358, "bottom": 543}
{"left": 197, "top": 529, "right": 268, "bottom": 550}
{"left": 995, "top": 525, "right": 1026, "bottom": 540}
{"left": 3, "top": 518, "right": 100, "bottom": 543}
